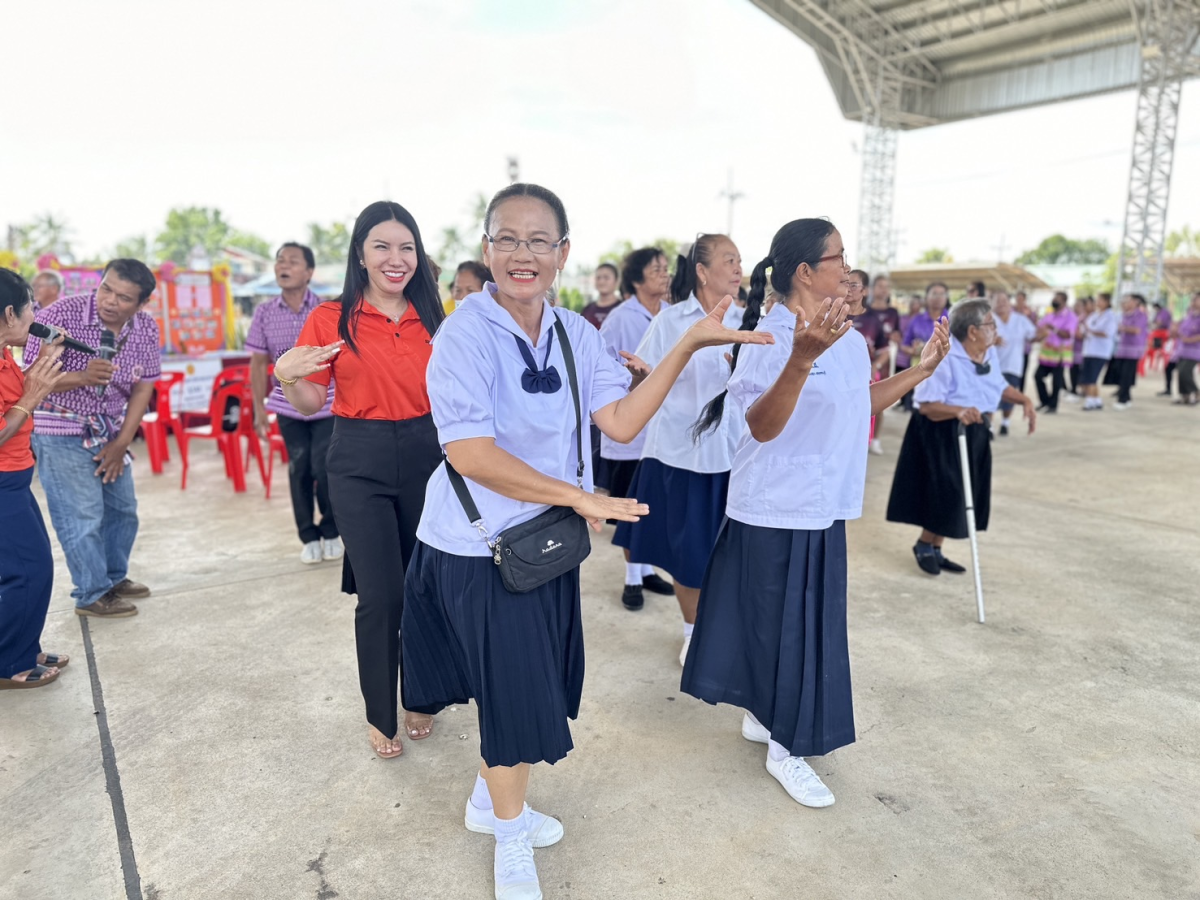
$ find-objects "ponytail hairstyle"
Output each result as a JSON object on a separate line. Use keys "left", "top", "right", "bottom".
{"left": 691, "top": 217, "right": 837, "bottom": 441}
{"left": 338, "top": 201, "right": 445, "bottom": 354}
{"left": 669, "top": 233, "right": 727, "bottom": 304}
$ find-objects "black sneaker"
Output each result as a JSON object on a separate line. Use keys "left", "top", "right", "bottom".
{"left": 912, "top": 543, "right": 941, "bottom": 576}
{"left": 935, "top": 548, "right": 967, "bottom": 573}
{"left": 642, "top": 573, "right": 675, "bottom": 596}
{"left": 622, "top": 584, "right": 644, "bottom": 610}
{"left": 999, "top": 423, "right": 1009, "bottom": 436}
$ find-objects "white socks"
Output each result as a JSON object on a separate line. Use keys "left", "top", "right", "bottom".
{"left": 494, "top": 810, "right": 525, "bottom": 843}
{"left": 625, "top": 563, "right": 656, "bottom": 585}
{"left": 471, "top": 773, "right": 493, "bottom": 811}
{"left": 1001, "top": 417, "right": 1010, "bottom": 428}
{"left": 767, "top": 739, "right": 791, "bottom": 762}
{"left": 683, "top": 622, "right": 695, "bottom": 638}
{"left": 1084, "top": 397, "right": 1103, "bottom": 409}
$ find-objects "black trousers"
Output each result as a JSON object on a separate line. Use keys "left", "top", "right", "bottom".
{"left": 326, "top": 415, "right": 442, "bottom": 740}
{"left": 1067, "top": 362, "right": 1082, "bottom": 394}
{"left": 1034, "top": 364, "right": 1065, "bottom": 410}
{"left": 276, "top": 415, "right": 337, "bottom": 544}
{"left": 1164, "top": 360, "right": 1177, "bottom": 394}
{"left": 1113, "top": 358, "right": 1138, "bottom": 403}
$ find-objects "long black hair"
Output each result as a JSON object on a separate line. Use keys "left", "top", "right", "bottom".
{"left": 337, "top": 201, "right": 445, "bottom": 354}
{"left": 670, "top": 233, "right": 727, "bottom": 304}
{"left": 691, "top": 218, "right": 837, "bottom": 440}
{"left": 0, "top": 268, "right": 33, "bottom": 321}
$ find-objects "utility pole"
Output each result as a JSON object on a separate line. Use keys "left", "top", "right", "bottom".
{"left": 718, "top": 168, "right": 744, "bottom": 237}
{"left": 991, "top": 234, "right": 1008, "bottom": 262}
{"left": 507, "top": 156, "right": 520, "bottom": 184}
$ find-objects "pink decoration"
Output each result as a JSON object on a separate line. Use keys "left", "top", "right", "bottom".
{"left": 158, "top": 261, "right": 178, "bottom": 282}
{"left": 36, "top": 253, "right": 60, "bottom": 271}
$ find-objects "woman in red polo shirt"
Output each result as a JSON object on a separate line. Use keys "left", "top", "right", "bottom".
{"left": 0, "top": 270, "right": 69, "bottom": 690}
{"left": 273, "top": 201, "right": 446, "bottom": 758}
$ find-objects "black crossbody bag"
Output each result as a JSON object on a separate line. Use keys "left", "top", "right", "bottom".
{"left": 445, "top": 314, "right": 592, "bottom": 593}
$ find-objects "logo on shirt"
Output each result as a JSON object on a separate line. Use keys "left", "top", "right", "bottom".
{"left": 542, "top": 539, "right": 563, "bottom": 554}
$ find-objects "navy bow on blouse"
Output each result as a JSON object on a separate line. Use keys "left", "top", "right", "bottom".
{"left": 514, "top": 330, "right": 562, "bottom": 394}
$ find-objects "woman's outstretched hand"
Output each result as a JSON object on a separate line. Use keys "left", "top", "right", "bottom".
{"left": 917, "top": 320, "right": 951, "bottom": 374}
{"left": 792, "top": 296, "right": 852, "bottom": 364}
{"left": 680, "top": 295, "right": 774, "bottom": 354}
{"left": 572, "top": 492, "right": 649, "bottom": 533}
{"left": 274, "top": 341, "right": 343, "bottom": 382}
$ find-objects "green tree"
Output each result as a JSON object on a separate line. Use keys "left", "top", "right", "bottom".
{"left": 156, "top": 207, "right": 232, "bottom": 265}
{"left": 110, "top": 235, "right": 153, "bottom": 262}
{"left": 434, "top": 192, "right": 490, "bottom": 268}
{"left": 599, "top": 238, "right": 683, "bottom": 269}
{"left": 1165, "top": 225, "right": 1199, "bottom": 257}
{"left": 306, "top": 221, "right": 351, "bottom": 265}
{"left": 9, "top": 213, "right": 75, "bottom": 269}
{"left": 226, "top": 230, "right": 272, "bottom": 259}
{"left": 915, "top": 247, "right": 953, "bottom": 264}
{"left": 1015, "top": 234, "right": 1110, "bottom": 266}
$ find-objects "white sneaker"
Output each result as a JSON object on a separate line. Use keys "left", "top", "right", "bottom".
{"left": 465, "top": 800, "right": 563, "bottom": 848}
{"left": 1114, "top": 402, "right": 1130, "bottom": 410}
{"left": 1065, "top": 393, "right": 1081, "bottom": 404}
{"left": 322, "top": 537, "right": 344, "bottom": 561}
{"left": 741, "top": 712, "right": 770, "bottom": 744}
{"left": 678, "top": 633, "right": 692, "bottom": 667}
{"left": 300, "top": 541, "right": 323, "bottom": 564}
{"left": 494, "top": 835, "right": 541, "bottom": 900}
{"left": 869, "top": 438, "right": 884, "bottom": 456}
{"left": 765, "top": 754, "right": 835, "bottom": 808}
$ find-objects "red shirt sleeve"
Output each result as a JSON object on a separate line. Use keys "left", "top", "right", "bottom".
{"left": 297, "top": 303, "right": 337, "bottom": 387}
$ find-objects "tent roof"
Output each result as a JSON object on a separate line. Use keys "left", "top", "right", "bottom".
{"left": 885, "top": 261, "right": 1049, "bottom": 293}
{"left": 1163, "top": 257, "right": 1200, "bottom": 295}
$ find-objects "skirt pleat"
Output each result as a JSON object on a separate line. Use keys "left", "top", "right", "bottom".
{"left": 681, "top": 518, "right": 854, "bottom": 757}
{"left": 612, "top": 459, "right": 730, "bottom": 588}
{"left": 402, "top": 542, "right": 584, "bottom": 767}
{"left": 885, "top": 414, "right": 992, "bottom": 538}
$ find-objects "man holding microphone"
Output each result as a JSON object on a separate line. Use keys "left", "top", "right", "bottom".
{"left": 24, "top": 259, "right": 161, "bottom": 619}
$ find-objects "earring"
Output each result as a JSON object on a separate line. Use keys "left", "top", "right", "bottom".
{"left": 359, "top": 260, "right": 365, "bottom": 267}
{"left": 701, "top": 280, "right": 707, "bottom": 287}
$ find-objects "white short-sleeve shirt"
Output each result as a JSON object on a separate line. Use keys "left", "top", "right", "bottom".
{"left": 993, "top": 312, "right": 1037, "bottom": 377}
{"left": 1082, "top": 308, "right": 1118, "bottom": 360}
{"left": 635, "top": 294, "right": 746, "bottom": 473}
{"left": 725, "top": 303, "right": 872, "bottom": 531}
{"left": 913, "top": 338, "right": 1008, "bottom": 413}
{"left": 598, "top": 295, "right": 665, "bottom": 461}
{"left": 417, "top": 286, "right": 632, "bottom": 557}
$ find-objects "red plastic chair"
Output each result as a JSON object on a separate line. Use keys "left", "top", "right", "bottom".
{"left": 245, "top": 415, "right": 290, "bottom": 499}
{"left": 1139, "top": 330, "right": 1170, "bottom": 376}
{"left": 178, "top": 381, "right": 250, "bottom": 492}
{"left": 143, "top": 371, "right": 186, "bottom": 475}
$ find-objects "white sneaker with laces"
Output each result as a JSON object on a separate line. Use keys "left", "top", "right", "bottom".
{"left": 322, "top": 536, "right": 344, "bottom": 561}
{"left": 678, "top": 633, "right": 692, "bottom": 667}
{"left": 741, "top": 712, "right": 770, "bottom": 744}
{"left": 1114, "top": 402, "right": 1130, "bottom": 410}
{"left": 300, "top": 541, "right": 323, "bottom": 564}
{"left": 765, "top": 754, "right": 835, "bottom": 808}
{"left": 494, "top": 835, "right": 541, "bottom": 900}
{"left": 465, "top": 801, "right": 563, "bottom": 848}
{"left": 869, "top": 438, "right": 884, "bottom": 456}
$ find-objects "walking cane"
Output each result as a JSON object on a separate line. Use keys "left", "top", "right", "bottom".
{"left": 956, "top": 422, "right": 986, "bottom": 624}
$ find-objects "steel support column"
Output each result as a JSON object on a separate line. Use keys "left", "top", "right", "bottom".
{"left": 1115, "top": 0, "right": 1199, "bottom": 302}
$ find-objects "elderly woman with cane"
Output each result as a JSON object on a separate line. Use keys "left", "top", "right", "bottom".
{"left": 886, "top": 298, "right": 1036, "bottom": 576}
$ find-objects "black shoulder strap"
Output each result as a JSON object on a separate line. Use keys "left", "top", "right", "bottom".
{"left": 446, "top": 312, "right": 583, "bottom": 530}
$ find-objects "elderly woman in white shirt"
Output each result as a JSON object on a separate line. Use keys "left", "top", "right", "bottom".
{"left": 1080, "top": 292, "right": 1118, "bottom": 411}
{"left": 886, "top": 299, "right": 1036, "bottom": 576}
{"left": 682, "top": 218, "right": 950, "bottom": 810}
{"left": 401, "top": 184, "right": 770, "bottom": 900}
{"left": 613, "top": 234, "right": 747, "bottom": 665}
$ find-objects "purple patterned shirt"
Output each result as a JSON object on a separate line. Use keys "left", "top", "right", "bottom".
{"left": 26, "top": 292, "right": 162, "bottom": 437}
{"left": 1115, "top": 308, "right": 1149, "bottom": 360}
{"left": 1177, "top": 312, "right": 1200, "bottom": 362}
{"left": 244, "top": 291, "right": 334, "bottom": 420}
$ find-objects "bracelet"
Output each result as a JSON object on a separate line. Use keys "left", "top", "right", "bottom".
{"left": 276, "top": 373, "right": 299, "bottom": 386}
{"left": 9, "top": 404, "right": 32, "bottom": 418}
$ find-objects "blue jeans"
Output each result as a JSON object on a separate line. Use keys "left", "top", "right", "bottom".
{"left": 31, "top": 433, "right": 139, "bottom": 609}
{"left": 0, "top": 467, "right": 54, "bottom": 678}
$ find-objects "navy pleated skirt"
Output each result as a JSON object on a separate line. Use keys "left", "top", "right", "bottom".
{"left": 681, "top": 518, "right": 854, "bottom": 758}
{"left": 612, "top": 459, "right": 730, "bottom": 588}
{"left": 596, "top": 456, "right": 638, "bottom": 499}
{"left": 401, "top": 541, "right": 585, "bottom": 768}
{"left": 885, "top": 415, "right": 991, "bottom": 538}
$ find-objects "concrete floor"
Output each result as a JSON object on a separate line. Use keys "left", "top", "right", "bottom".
{"left": 2, "top": 393, "right": 1198, "bottom": 900}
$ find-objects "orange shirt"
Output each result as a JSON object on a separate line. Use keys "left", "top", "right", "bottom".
{"left": 0, "top": 347, "right": 34, "bottom": 471}
{"left": 297, "top": 300, "right": 433, "bottom": 421}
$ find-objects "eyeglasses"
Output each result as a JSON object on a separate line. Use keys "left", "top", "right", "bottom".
{"left": 817, "top": 250, "right": 848, "bottom": 269}
{"left": 484, "top": 233, "right": 567, "bottom": 255}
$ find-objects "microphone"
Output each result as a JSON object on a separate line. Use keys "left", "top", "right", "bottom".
{"left": 97, "top": 330, "right": 117, "bottom": 397}
{"left": 29, "top": 322, "right": 99, "bottom": 356}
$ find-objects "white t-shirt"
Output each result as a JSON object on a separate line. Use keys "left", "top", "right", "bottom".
{"left": 598, "top": 296, "right": 665, "bottom": 461}
{"left": 725, "top": 303, "right": 872, "bottom": 531}
{"left": 1082, "top": 308, "right": 1118, "bottom": 360}
{"left": 418, "top": 288, "right": 631, "bottom": 557}
{"left": 993, "top": 312, "right": 1037, "bottom": 377}
{"left": 635, "top": 294, "right": 746, "bottom": 473}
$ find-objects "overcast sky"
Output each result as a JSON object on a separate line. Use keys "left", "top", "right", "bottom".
{"left": 4, "top": 0, "right": 1198, "bottom": 272}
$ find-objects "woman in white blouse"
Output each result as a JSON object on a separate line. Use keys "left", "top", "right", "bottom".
{"left": 402, "top": 184, "right": 769, "bottom": 900}
{"left": 683, "top": 218, "right": 950, "bottom": 809}
{"left": 613, "top": 234, "right": 747, "bottom": 665}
